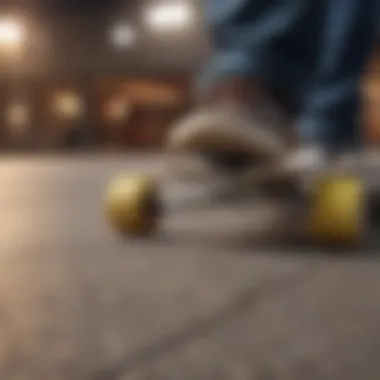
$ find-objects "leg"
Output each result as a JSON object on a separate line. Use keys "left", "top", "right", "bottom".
{"left": 166, "top": 0, "right": 327, "bottom": 167}
{"left": 197, "top": 0, "right": 325, "bottom": 106}
{"left": 297, "top": 0, "right": 379, "bottom": 152}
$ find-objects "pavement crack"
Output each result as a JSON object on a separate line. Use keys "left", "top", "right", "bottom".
{"left": 92, "top": 263, "right": 325, "bottom": 380}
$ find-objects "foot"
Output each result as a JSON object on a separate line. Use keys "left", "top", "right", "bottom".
{"left": 166, "top": 78, "right": 293, "bottom": 172}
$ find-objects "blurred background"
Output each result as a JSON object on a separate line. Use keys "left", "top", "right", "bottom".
{"left": 0, "top": 0, "right": 208, "bottom": 151}
{"left": 0, "top": 0, "right": 378, "bottom": 152}
{"left": 0, "top": 3, "right": 380, "bottom": 378}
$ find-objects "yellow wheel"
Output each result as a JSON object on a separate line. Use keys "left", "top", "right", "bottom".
{"left": 309, "top": 176, "right": 365, "bottom": 246}
{"left": 105, "top": 173, "right": 161, "bottom": 236}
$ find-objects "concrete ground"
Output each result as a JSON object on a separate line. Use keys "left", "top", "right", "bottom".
{"left": 0, "top": 154, "right": 380, "bottom": 380}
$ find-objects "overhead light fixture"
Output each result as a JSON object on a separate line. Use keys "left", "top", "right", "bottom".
{"left": 0, "top": 17, "right": 26, "bottom": 52}
{"left": 144, "top": 2, "right": 193, "bottom": 32}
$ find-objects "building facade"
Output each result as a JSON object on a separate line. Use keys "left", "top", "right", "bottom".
{"left": 0, "top": 3, "right": 378, "bottom": 150}
{"left": 0, "top": 5, "right": 204, "bottom": 150}
{"left": 0, "top": 75, "right": 192, "bottom": 150}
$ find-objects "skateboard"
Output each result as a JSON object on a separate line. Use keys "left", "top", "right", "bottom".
{"left": 104, "top": 141, "right": 374, "bottom": 247}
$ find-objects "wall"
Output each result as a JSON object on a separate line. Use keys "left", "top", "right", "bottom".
{"left": 0, "top": 75, "right": 192, "bottom": 150}
{"left": 0, "top": 11, "right": 208, "bottom": 79}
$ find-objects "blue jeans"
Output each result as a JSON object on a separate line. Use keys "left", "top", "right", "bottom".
{"left": 198, "top": 0, "right": 379, "bottom": 150}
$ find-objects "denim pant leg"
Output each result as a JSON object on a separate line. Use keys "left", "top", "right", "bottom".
{"left": 297, "top": 0, "right": 379, "bottom": 149}
{"left": 197, "top": 0, "right": 326, "bottom": 106}
{"left": 198, "top": 0, "right": 378, "bottom": 149}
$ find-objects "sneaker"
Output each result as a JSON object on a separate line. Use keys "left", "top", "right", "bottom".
{"left": 166, "top": 105, "right": 292, "bottom": 173}
{"left": 167, "top": 105, "right": 284, "bottom": 153}
{"left": 165, "top": 78, "right": 293, "bottom": 172}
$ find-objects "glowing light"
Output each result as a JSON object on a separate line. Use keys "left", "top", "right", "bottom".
{"left": 52, "top": 92, "right": 84, "bottom": 120}
{"left": 0, "top": 19, "right": 25, "bottom": 49}
{"left": 6, "top": 103, "right": 29, "bottom": 134}
{"left": 109, "top": 23, "right": 136, "bottom": 48}
{"left": 144, "top": 2, "right": 193, "bottom": 31}
{"left": 105, "top": 97, "right": 132, "bottom": 121}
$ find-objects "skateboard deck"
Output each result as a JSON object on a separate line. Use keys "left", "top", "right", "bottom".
{"left": 105, "top": 151, "right": 371, "bottom": 246}
{"left": 159, "top": 147, "right": 366, "bottom": 213}
{"left": 159, "top": 153, "right": 298, "bottom": 213}
{"left": 105, "top": 114, "right": 374, "bottom": 245}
